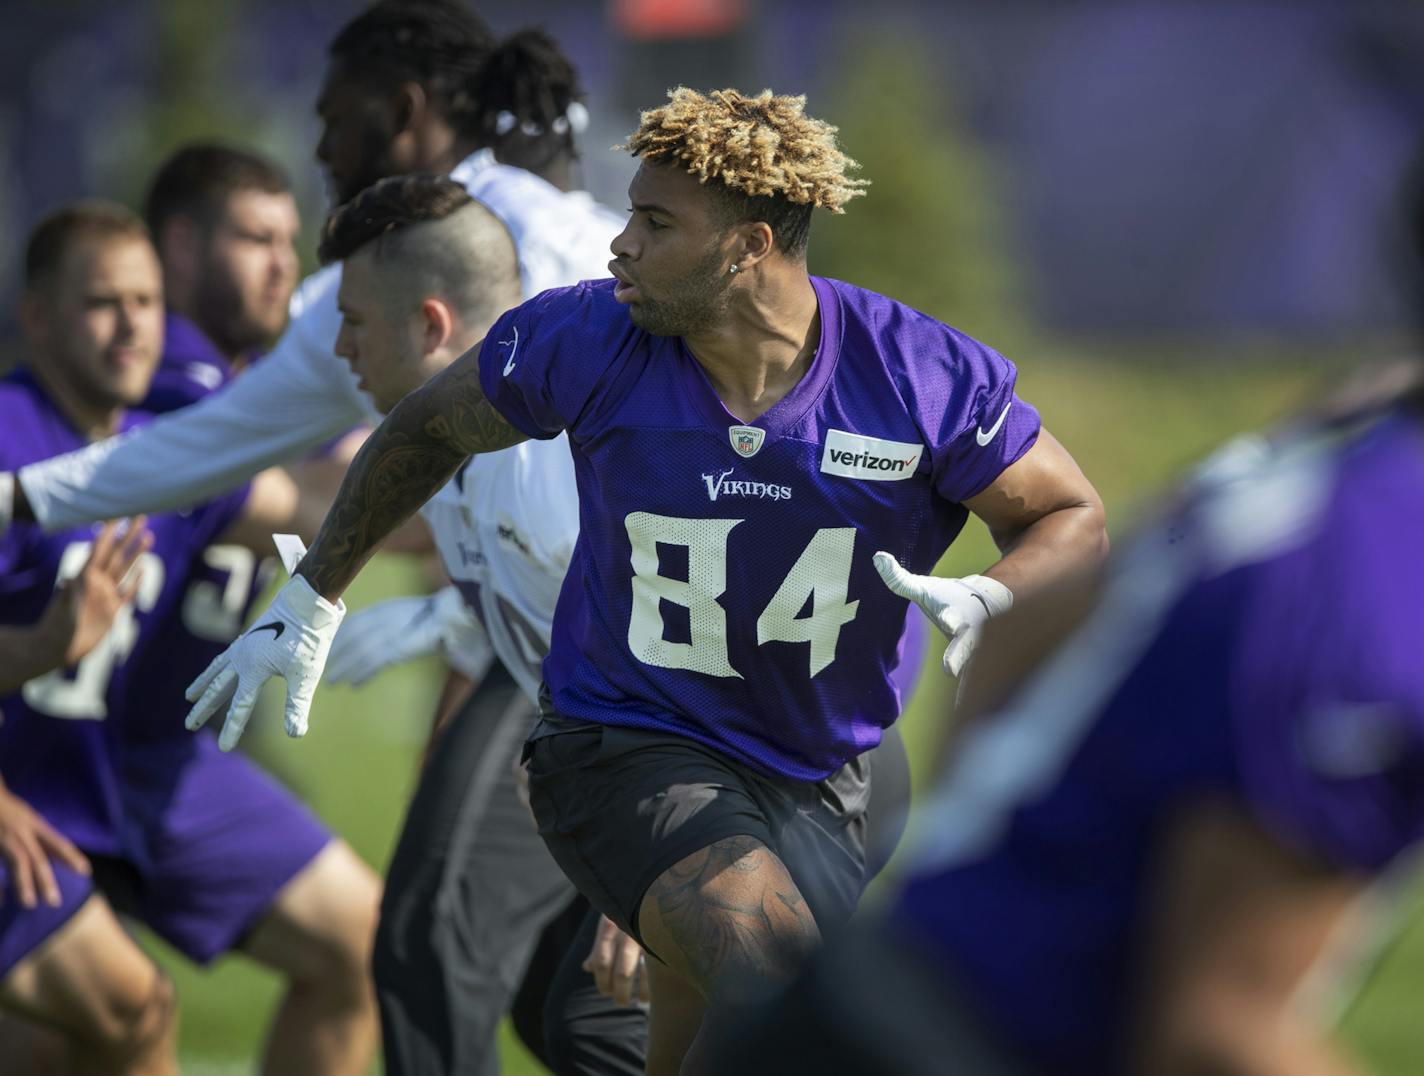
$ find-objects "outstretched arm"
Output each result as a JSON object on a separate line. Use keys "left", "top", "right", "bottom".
{"left": 295, "top": 342, "right": 528, "bottom": 600}
{"left": 182, "top": 342, "right": 530, "bottom": 751}
{"left": 13, "top": 312, "right": 366, "bottom": 532}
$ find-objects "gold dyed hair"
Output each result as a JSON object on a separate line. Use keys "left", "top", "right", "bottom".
{"left": 624, "top": 87, "right": 867, "bottom": 212}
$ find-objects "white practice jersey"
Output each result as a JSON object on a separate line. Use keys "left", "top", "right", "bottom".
{"left": 17, "top": 150, "right": 623, "bottom": 531}
{"left": 421, "top": 434, "right": 579, "bottom": 702}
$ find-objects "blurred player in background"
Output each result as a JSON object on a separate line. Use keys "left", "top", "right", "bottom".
{"left": 0, "top": 203, "right": 379, "bottom": 1074}
{"left": 191, "top": 87, "right": 1107, "bottom": 1073}
{"left": 142, "top": 143, "right": 300, "bottom": 409}
{"left": 713, "top": 166, "right": 1424, "bottom": 1076}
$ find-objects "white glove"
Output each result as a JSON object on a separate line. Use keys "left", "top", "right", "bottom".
{"left": 873, "top": 551, "right": 1012, "bottom": 678}
{"left": 325, "top": 586, "right": 492, "bottom": 686}
{"left": 184, "top": 574, "right": 345, "bottom": 751}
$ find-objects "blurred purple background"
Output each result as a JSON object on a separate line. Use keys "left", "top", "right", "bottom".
{"left": 4, "top": 0, "right": 1424, "bottom": 342}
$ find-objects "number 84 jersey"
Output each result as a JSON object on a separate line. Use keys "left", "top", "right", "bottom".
{"left": 478, "top": 278, "right": 1041, "bottom": 781}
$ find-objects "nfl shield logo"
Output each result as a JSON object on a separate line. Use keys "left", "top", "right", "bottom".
{"left": 729, "top": 425, "right": 764, "bottom": 458}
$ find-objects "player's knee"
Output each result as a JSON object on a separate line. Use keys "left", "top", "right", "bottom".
{"left": 84, "top": 967, "right": 175, "bottom": 1064}
{"left": 290, "top": 855, "right": 381, "bottom": 995}
{"left": 310, "top": 903, "right": 380, "bottom": 999}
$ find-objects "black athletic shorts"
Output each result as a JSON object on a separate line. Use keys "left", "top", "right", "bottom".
{"left": 524, "top": 712, "right": 871, "bottom": 952}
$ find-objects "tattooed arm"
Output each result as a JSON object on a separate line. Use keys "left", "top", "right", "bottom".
{"left": 295, "top": 343, "right": 528, "bottom": 600}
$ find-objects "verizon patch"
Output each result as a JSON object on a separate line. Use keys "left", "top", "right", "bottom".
{"left": 820, "top": 429, "right": 924, "bottom": 481}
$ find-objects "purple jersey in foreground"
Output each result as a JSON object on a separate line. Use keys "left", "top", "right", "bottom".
{"left": 892, "top": 407, "right": 1424, "bottom": 1075}
{"left": 0, "top": 369, "right": 248, "bottom": 854}
{"left": 479, "top": 277, "right": 1040, "bottom": 779}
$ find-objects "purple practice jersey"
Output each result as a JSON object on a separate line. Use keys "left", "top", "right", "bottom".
{"left": 0, "top": 369, "right": 248, "bottom": 853}
{"left": 122, "top": 314, "right": 273, "bottom": 740}
{"left": 892, "top": 406, "right": 1424, "bottom": 1075}
{"left": 478, "top": 277, "right": 1040, "bottom": 780}
{"left": 141, "top": 312, "right": 237, "bottom": 413}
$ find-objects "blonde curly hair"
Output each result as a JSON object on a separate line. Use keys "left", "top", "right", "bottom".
{"left": 624, "top": 89, "right": 866, "bottom": 253}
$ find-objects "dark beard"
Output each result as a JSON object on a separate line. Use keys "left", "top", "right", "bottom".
{"left": 626, "top": 246, "right": 733, "bottom": 337}
{"left": 335, "top": 123, "right": 402, "bottom": 205}
{"left": 194, "top": 268, "right": 267, "bottom": 359}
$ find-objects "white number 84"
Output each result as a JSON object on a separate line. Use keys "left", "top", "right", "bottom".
{"left": 625, "top": 512, "right": 859, "bottom": 680}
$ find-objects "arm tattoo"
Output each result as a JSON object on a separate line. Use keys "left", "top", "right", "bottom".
{"left": 296, "top": 352, "right": 527, "bottom": 598}
{"left": 648, "top": 834, "right": 820, "bottom": 995}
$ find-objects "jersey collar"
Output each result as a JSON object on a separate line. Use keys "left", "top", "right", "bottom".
{"left": 679, "top": 275, "right": 844, "bottom": 448}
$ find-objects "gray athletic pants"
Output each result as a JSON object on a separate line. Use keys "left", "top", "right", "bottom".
{"left": 373, "top": 661, "right": 646, "bottom": 1076}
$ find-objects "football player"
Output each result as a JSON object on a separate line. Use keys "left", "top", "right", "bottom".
{"left": 0, "top": 203, "right": 379, "bottom": 1074}
{"left": 191, "top": 88, "right": 1109, "bottom": 1072}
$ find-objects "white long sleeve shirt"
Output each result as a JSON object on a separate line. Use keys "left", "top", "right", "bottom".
{"left": 17, "top": 149, "right": 622, "bottom": 527}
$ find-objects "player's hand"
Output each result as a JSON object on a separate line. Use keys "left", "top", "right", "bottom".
{"left": 0, "top": 780, "right": 90, "bottom": 908}
{"left": 39, "top": 518, "right": 151, "bottom": 666}
{"left": 184, "top": 574, "right": 344, "bottom": 751}
{"left": 872, "top": 552, "right": 1013, "bottom": 678}
{"left": 583, "top": 914, "right": 649, "bottom": 1007}
{"left": 325, "top": 586, "right": 492, "bottom": 687}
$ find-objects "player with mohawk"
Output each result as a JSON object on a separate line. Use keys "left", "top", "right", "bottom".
{"left": 190, "top": 88, "right": 1110, "bottom": 1071}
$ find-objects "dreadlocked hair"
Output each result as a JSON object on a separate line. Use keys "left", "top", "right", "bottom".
{"left": 624, "top": 87, "right": 867, "bottom": 257}
{"left": 329, "top": 0, "right": 494, "bottom": 136}
{"left": 467, "top": 29, "right": 586, "bottom": 172}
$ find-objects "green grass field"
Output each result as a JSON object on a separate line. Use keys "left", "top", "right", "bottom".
{"left": 154, "top": 346, "right": 1424, "bottom": 1073}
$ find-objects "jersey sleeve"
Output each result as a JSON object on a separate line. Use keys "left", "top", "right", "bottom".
{"left": 913, "top": 327, "right": 1041, "bottom": 505}
{"left": 1231, "top": 546, "right": 1424, "bottom": 872}
{"left": 17, "top": 270, "right": 369, "bottom": 532}
{"left": 1239, "top": 694, "right": 1424, "bottom": 873}
{"left": 477, "top": 283, "right": 627, "bottom": 441}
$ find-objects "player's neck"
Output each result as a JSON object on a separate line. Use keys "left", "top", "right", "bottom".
{"left": 683, "top": 270, "right": 819, "bottom": 424}
{"left": 434, "top": 136, "right": 481, "bottom": 177}
{"left": 25, "top": 361, "right": 126, "bottom": 441}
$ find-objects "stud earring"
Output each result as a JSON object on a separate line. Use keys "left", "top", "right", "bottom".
{"left": 729, "top": 264, "right": 740, "bottom": 274}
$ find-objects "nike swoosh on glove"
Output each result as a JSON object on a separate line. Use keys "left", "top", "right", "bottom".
{"left": 872, "top": 551, "right": 1013, "bottom": 678}
{"left": 184, "top": 574, "right": 345, "bottom": 751}
{"left": 325, "top": 585, "right": 492, "bottom": 687}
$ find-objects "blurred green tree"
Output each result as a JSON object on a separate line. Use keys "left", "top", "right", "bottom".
{"left": 100, "top": 1, "right": 250, "bottom": 209}
{"left": 809, "top": 33, "right": 1026, "bottom": 349}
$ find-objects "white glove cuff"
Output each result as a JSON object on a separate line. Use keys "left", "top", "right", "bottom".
{"left": 957, "top": 574, "right": 1014, "bottom": 617}
{"left": 282, "top": 575, "right": 347, "bottom": 630}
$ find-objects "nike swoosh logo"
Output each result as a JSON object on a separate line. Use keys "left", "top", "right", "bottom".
{"left": 975, "top": 402, "right": 1012, "bottom": 446}
{"left": 250, "top": 621, "right": 285, "bottom": 640}
{"left": 501, "top": 326, "right": 520, "bottom": 376}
